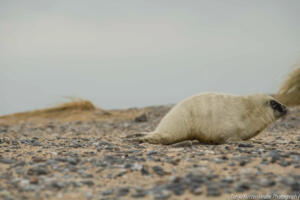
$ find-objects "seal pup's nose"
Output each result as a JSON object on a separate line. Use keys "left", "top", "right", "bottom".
{"left": 281, "top": 105, "right": 288, "bottom": 116}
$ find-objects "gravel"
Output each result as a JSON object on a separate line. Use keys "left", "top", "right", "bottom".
{"left": 152, "top": 166, "right": 167, "bottom": 176}
{"left": 0, "top": 105, "right": 299, "bottom": 199}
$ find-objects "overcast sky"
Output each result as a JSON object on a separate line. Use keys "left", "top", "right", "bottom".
{"left": 1, "top": 0, "right": 300, "bottom": 115}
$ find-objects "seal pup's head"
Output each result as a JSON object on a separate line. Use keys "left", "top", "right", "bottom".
{"left": 247, "top": 94, "right": 288, "bottom": 120}
{"left": 269, "top": 99, "right": 288, "bottom": 118}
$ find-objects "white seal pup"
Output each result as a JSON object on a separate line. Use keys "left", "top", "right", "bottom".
{"left": 140, "top": 93, "right": 287, "bottom": 145}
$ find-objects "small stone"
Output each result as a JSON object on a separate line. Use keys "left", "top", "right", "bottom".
{"left": 51, "top": 181, "right": 65, "bottom": 190}
{"left": 67, "top": 157, "right": 80, "bottom": 165}
{"left": 32, "top": 156, "right": 46, "bottom": 163}
{"left": 19, "top": 179, "right": 30, "bottom": 189}
{"left": 114, "top": 169, "right": 127, "bottom": 178}
{"left": 131, "top": 188, "right": 147, "bottom": 198}
{"left": 134, "top": 114, "right": 148, "bottom": 122}
{"left": 223, "top": 188, "right": 233, "bottom": 193}
{"left": 269, "top": 150, "right": 280, "bottom": 163}
{"left": 147, "top": 150, "right": 158, "bottom": 156}
{"left": 235, "top": 182, "right": 250, "bottom": 192}
{"left": 291, "top": 182, "right": 300, "bottom": 192}
{"left": 13, "top": 161, "right": 26, "bottom": 167}
{"left": 239, "top": 160, "right": 247, "bottom": 166}
{"left": 221, "top": 177, "right": 235, "bottom": 184}
{"left": 169, "top": 176, "right": 181, "bottom": 183}
{"left": 98, "top": 141, "right": 113, "bottom": 146}
{"left": 166, "top": 182, "right": 186, "bottom": 196}
{"left": 184, "top": 173, "right": 207, "bottom": 191}
{"left": 0, "top": 126, "right": 8, "bottom": 133}
{"left": 124, "top": 163, "right": 132, "bottom": 169}
{"left": 125, "top": 133, "right": 146, "bottom": 139}
{"left": 260, "top": 178, "right": 276, "bottom": 187}
{"left": 238, "top": 143, "right": 254, "bottom": 148}
{"left": 191, "top": 187, "right": 203, "bottom": 195}
{"left": 152, "top": 166, "right": 167, "bottom": 176}
{"left": 82, "top": 173, "right": 93, "bottom": 178}
{"left": 279, "top": 160, "right": 291, "bottom": 167}
{"left": 141, "top": 165, "right": 150, "bottom": 176}
{"left": 292, "top": 155, "right": 300, "bottom": 163}
{"left": 102, "top": 189, "right": 114, "bottom": 196}
{"left": 70, "top": 141, "right": 81, "bottom": 148}
{"left": 81, "top": 180, "right": 94, "bottom": 186}
{"left": 0, "top": 158, "right": 15, "bottom": 164}
{"left": 206, "top": 184, "right": 221, "bottom": 196}
{"left": 69, "top": 181, "right": 82, "bottom": 188}
{"left": 27, "top": 165, "right": 49, "bottom": 175}
{"left": 294, "top": 165, "right": 300, "bottom": 168}
{"left": 131, "top": 163, "right": 142, "bottom": 171}
{"left": 85, "top": 192, "right": 93, "bottom": 200}
{"left": 280, "top": 176, "right": 294, "bottom": 186}
{"left": 30, "top": 177, "right": 39, "bottom": 184}
{"left": 171, "top": 141, "right": 192, "bottom": 148}
{"left": 167, "top": 158, "right": 180, "bottom": 166}
{"left": 214, "top": 158, "right": 225, "bottom": 164}
{"left": 154, "top": 190, "right": 171, "bottom": 200}
{"left": 117, "top": 187, "right": 130, "bottom": 197}
{"left": 32, "top": 140, "right": 41, "bottom": 146}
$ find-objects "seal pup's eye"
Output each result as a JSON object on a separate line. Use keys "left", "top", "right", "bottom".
{"left": 270, "top": 100, "right": 284, "bottom": 113}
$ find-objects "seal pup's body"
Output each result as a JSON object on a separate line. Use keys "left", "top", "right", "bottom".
{"left": 142, "top": 93, "right": 287, "bottom": 145}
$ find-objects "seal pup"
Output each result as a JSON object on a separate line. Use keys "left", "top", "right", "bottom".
{"left": 138, "top": 93, "right": 287, "bottom": 145}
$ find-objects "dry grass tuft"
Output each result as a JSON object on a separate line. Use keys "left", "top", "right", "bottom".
{"left": 43, "top": 100, "right": 96, "bottom": 112}
{"left": 0, "top": 99, "right": 145, "bottom": 124}
{"left": 0, "top": 100, "right": 97, "bottom": 122}
{"left": 276, "top": 66, "right": 300, "bottom": 106}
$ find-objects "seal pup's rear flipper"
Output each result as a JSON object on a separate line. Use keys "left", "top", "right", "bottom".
{"left": 124, "top": 132, "right": 147, "bottom": 143}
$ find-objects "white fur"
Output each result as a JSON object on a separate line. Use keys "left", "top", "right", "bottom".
{"left": 143, "top": 92, "right": 279, "bottom": 144}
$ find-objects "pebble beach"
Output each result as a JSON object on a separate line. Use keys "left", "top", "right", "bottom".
{"left": 0, "top": 105, "right": 299, "bottom": 200}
